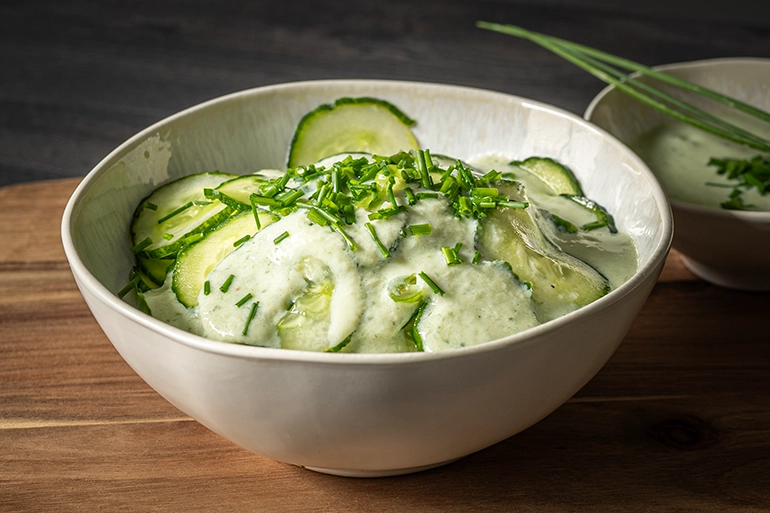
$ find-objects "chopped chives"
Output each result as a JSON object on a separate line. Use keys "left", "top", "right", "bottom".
{"left": 145, "top": 202, "right": 158, "bottom": 211}
{"left": 220, "top": 274, "right": 235, "bottom": 293}
{"left": 404, "top": 187, "right": 417, "bottom": 205}
{"left": 498, "top": 200, "right": 528, "bottom": 209}
{"left": 130, "top": 237, "right": 153, "bottom": 254}
{"left": 416, "top": 150, "right": 432, "bottom": 189}
{"left": 249, "top": 196, "right": 262, "bottom": 230}
{"left": 156, "top": 202, "right": 193, "bottom": 225}
{"left": 317, "top": 183, "right": 331, "bottom": 206}
{"left": 182, "top": 232, "right": 204, "bottom": 245}
{"left": 233, "top": 234, "right": 251, "bottom": 247}
{"left": 156, "top": 201, "right": 210, "bottom": 225}
{"left": 457, "top": 196, "right": 473, "bottom": 217}
{"left": 416, "top": 192, "right": 438, "bottom": 200}
{"left": 387, "top": 178, "right": 398, "bottom": 207}
{"left": 279, "top": 189, "right": 304, "bottom": 207}
{"left": 441, "top": 246, "right": 462, "bottom": 266}
{"left": 582, "top": 221, "right": 606, "bottom": 231}
{"left": 480, "top": 170, "right": 502, "bottom": 183}
{"left": 273, "top": 231, "right": 290, "bottom": 244}
{"left": 203, "top": 280, "right": 211, "bottom": 296}
{"left": 331, "top": 168, "right": 341, "bottom": 193}
{"left": 331, "top": 223, "right": 357, "bottom": 251}
{"left": 250, "top": 194, "right": 282, "bottom": 208}
{"left": 472, "top": 187, "right": 499, "bottom": 197}
{"left": 472, "top": 251, "right": 482, "bottom": 264}
{"left": 117, "top": 275, "right": 140, "bottom": 298}
{"left": 259, "top": 183, "right": 280, "bottom": 198}
{"left": 242, "top": 301, "right": 259, "bottom": 336}
{"left": 305, "top": 206, "right": 330, "bottom": 226}
{"left": 162, "top": 233, "right": 174, "bottom": 240}
{"left": 407, "top": 223, "right": 432, "bottom": 236}
{"left": 418, "top": 271, "right": 445, "bottom": 296}
{"left": 368, "top": 205, "right": 407, "bottom": 220}
{"left": 313, "top": 206, "right": 342, "bottom": 225}
{"left": 365, "top": 222, "right": 390, "bottom": 258}
{"left": 440, "top": 176, "right": 459, "bottom": 198}
{"left": 236, "top": 292, "right": 253, "bottom": 307}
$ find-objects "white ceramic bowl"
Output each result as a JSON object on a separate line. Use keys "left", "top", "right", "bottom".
{"left": 586, "top": 58, "right": 770, "bottom": 290}
{"left": 62, "top": 80, "right": 672, "bottom": 477}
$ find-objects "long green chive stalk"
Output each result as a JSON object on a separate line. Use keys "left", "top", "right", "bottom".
{"left": 365, "top": 222, "right": 391, "bottom": 258}
{"left": 242, "top": 301, "right": 259, "bottom": 336}
{"left": 236, "top": 292, "right": 253, "bottom": 307}
{"left": 476, "top": 22, "right": 770, "bottom": 153}
{"left": 418, "top": 271, "right": 445, "bottom": 296}
{"left": 219, "top": 274, "right": 235, "bottom": 293}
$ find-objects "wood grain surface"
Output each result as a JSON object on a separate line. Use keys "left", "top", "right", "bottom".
{"left": 1, "top": 178, "right": 769, "bottom": 512}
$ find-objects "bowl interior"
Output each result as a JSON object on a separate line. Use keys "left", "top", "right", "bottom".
{"left": 66, "top": 80, "right": 670, "bottom": 328}
{"left": 586, "top": 58, "right": 770, "bottom": 188}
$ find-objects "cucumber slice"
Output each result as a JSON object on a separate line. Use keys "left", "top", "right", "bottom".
{"left": 172, "top": 210, "right": 275, "bottom": 307}
{"left": 414, "top": 261, "right": 539, "bottom": 351}
{"left": 131, "top": 172, "right": 238, "bottom": 259}
{"left": 563, "top": 194, "right": 618, "bottom": 233}
{"left": 137, "top": 256, "right": 175, "bottom": 286}
{"left": 277, "top": 256, "right": 335, "bottom": 352}
{"left": 287, "top": 97, "right": 419, "bottom": 168}
{"left": 477, "top": 182, "right": 609, "bottom": 322}
{"left": 510, "top": 157, "right": 583, "bottom": 196}
{"left": 214, "top": 171, "right": 283, "bottom": 208}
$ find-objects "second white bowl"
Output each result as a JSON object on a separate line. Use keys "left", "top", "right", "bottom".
{"left": 586, "top": 58, "right": 770, "bottom": 290}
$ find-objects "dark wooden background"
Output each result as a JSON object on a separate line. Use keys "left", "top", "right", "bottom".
{"left": 2, "top": 0, "right": 769, "bottom": 187}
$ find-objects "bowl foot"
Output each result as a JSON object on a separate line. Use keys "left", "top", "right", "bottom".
{"left": 304, "top": 457, "right": 462, "bottom": 478}
{"left": 680, "top": 255, "right": 770, "bottom": 291}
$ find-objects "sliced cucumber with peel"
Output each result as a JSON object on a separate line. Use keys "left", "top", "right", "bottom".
{"left": 213, "top": 171, "right": 284, "bottom": 208}
{"left": 131, "top": 172, "right": 238, "bottom": 259}
{"left": 477, "top": 182, "right": 609, "bottom": 321}
{"left": 511, "top": 156, "right": 617, "bottom": 232}
{"left": 287, "top": 97, "right": 419, "bottom": 168}
{"left": 276, "top": 256, "right": 336, "bottom": 351}
{"left": 510, "top": 157, "right": 583, "bottom": 195}
{"left": 137, "top": 256, "right": 175, "bottom": 285}
{"left": 172, "top": 210, "right": 275, "bottom": 308}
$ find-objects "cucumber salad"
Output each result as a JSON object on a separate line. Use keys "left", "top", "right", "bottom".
{"left": 121, "top": 97, "right": 637, "bottom": 353}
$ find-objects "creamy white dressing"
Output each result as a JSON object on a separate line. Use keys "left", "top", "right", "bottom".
{"left": 469, "top": 154, "right": 638, "bottom": 290}
{"left": 630, "top": 121, "right": 770, "bottom": 210}
{"left": 142, "top": 153, "right": 638, "bottom": 353}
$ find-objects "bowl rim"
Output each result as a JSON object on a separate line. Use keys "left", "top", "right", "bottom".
{"left": 62, "top": 78, "right": 673, "bottom": 365}
{"left": 584, "top": 56, "right": 770, "bottom": 221}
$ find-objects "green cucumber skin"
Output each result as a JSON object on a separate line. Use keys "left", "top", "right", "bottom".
{"left": 477, "top": 181, "right": 609, "bottom": 319}
{"left": 215, "top": 174, "right": 273, "bottom": 208}
{"left": 130, "top": 172, "right": 238, "bottom": 259}
{"left": 510, "top": 157, "right": 584, "bottom": 196}
{"left": 171, "top": 209, "right": 277, "bottom": 308}
{"left": 286, "top": 97, "right": 419, "bottom": 168}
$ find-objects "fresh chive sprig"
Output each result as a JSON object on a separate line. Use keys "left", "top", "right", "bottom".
{"left": 476, "top": 22, "right": 770, "bottom": 153}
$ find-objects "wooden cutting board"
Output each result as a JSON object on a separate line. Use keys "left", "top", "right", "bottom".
{"left": 1, "top": 178, "right": 768, "bottom": 512}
